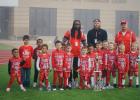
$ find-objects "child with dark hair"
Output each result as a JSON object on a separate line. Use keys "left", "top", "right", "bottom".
{"left": 63, "top": 44, "right": 73, "bottom": 89}
{"left": 19, "top": 35, "right": 33, "bottom": 87}
{"left": 36, "top": 44, "right": 51, "bottom": 91}
{"left": 6, "top": 48, "right": 26, "bottom": 92}
{"left": 33, "top": 39, "right": 43, "bottom": 87}
{"left": 52, "top": 40, "right": 65, "bottom": 90}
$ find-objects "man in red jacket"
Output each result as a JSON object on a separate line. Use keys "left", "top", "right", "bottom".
{"left": 19, "top": 35, "right": 33, "bottom": 87}
{"left": 115, "top": 19, "right": 136, "bottom": 53}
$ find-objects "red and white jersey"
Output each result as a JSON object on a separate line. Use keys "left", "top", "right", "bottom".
{"left": 94, "top": 50, "right": 103, "bottom": 71}
{"left": 117, "top": 53, "right": 129, "bottom": 73}
{"left": 107, "top": 50, "right": 117, "bottom": 70}
{"left": 19, "top": 45, "right": 33, "bottom": 68}
{"left": 88, "top": 52, "right": 96, "bottom": 73}
{"left": 52, "top": 49, "right": 65, "bottom": 71}
{"left": 102, "top": 49, "right": 109, "bottom": 67}
{"left": 129, "top": 51, "right": 139, "bottom": 72}
{"left": 38, "top": 53, "right": 51, "bottom": 70}
{"left": 9, "top": 57, "right": 22, "bottom": 72}
{"left": 64, "top": 52, "right": 73, "bottom": 72}
{"left": 78, "top": 54, "right": 91, "bottom": 76}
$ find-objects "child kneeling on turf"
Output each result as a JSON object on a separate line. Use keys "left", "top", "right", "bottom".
{"left": 6, "top": 48, "right": 26, "bottom": 92}
{"left": 37, "top": 44, "right": 51, "bottom": 91}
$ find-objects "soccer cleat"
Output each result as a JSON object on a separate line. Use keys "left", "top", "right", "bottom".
{"left": 6, "top": 88, "right": 10, "bottom": 92}
{"left": 136, "top": 85, "right": 139, "bottom": 88}
{"left": 39, "top": 88, "right": 43, "bottom": 91}
{"left": 122, "top": 85, "right": 125, "bottom": 88}
{"left": 33, "top": 82, "right": 37, "bottom": 88}
{"left": 52, "top": 88, "right": 57, "bottom": 91}
{"left": 75, "top": 81, "right": 79, "bottom": 88}
{"left": 59, "top": 88, "right": 64, "bottom": 91}
{"left": 85, "top": 85, "right": 90, "bottom": 89}
{"left": 113, "top": 84, "right": 117, "bottom": 88}
{"left": 21, "top": 87, "right": 26, "bottom": 92}
{"left": 20, "top": 84, "right": 26, "bottom": 92}
{"left": 42, "top": 83, "right": 45, "bottom": 87}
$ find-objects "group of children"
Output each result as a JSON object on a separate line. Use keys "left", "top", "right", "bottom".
{"left": 6, "top": 35, "right": 140, "bottom": 92}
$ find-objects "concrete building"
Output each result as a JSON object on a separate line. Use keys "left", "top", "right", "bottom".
{"left": 0, "top": 0, "right": 140, "bottom": 42}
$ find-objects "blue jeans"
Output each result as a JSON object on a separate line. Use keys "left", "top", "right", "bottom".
{"left": 21, "top": 68, "right": 31, "bottom": 87}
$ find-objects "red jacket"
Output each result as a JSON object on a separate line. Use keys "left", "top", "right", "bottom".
{"left": 38, "top": 53, "right": 51, "bottom": 70}
{"left": 115, "top": 30, "right": 136, "bottom": 53}
{"left": 78, "top": 54, "right": 90, "bottom": 76}
{"left": 64, "top": 52, "right": 73, "bottom": 72}
{"left": 64, "top": 30, "right": 86, "bottom": 57}
{"left": 51, "top": 49, "right": 65, "bottom": 71}
{"left": 107, "top": 50, "right": 117, "bottom": 71}
{"left": 19, "top": 45, "right": 33, "bottom": 68}
{"left": 129, "top": 51, "right": 139, "bottom": 72}
{"left": 117, "top": 53, "right": 129, "bottom": 73}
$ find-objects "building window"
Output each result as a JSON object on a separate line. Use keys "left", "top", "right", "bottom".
{"left": 29, "top": 7, "right": 57, "bottom": 36}
{"left": 115, "top": 11, "right": 139, "bottom": 36}
{"left": 74, "top": 9, "right": 100, "bottom": 34}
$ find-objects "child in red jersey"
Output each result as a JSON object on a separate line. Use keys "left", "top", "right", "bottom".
{"left": 78, "top": 46, "right": 91, "bottom": 89}
{"left": 63, "top": 44, "right": 73, "bottom": 89}
{"left": 6, "top": 48, "right": 26, "bottom": 92}
{"left": 106, "top": 42, "right": 117, "bottom": 88}
{"left": 52, "top": 40, "right": 65, "bottom": 91}
{"left": 93, "top": 42, "right": 104, "bottom": 90}
{"left": 102, "top": 40, "right": 109, "bottom": 87}
{"left": 33, "top": 39, "right": 43, "bottom": 87}
{"left": 19, "top": 35, "right": 33, "bottom": 87}
{"left": 37, "top": 44, "right": 51, "bottom": 91}
{"left": 117, "top": 44, "right": 129, "bottom": 88}
{"left": 88, "top": 44, "right": 96, "bottom": 88}
{"left": 128, "top": 42, "right": 139, "bottom": 88}
{"left": 95, "top": 41, "right": 104, "bottom": 74}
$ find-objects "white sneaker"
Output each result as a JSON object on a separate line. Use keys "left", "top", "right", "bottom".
{"left": 53, "top": 88, "right": 57, "bottom": 91}
{"left": 75, "top": 81, "right": 79, "bottom": 88}
{"left": 42, "top": 83, "right": 45, "bottom": 87}
{"left": 20, "top": 85, "right": 26, "bottom": 92}
{"left": 33, "top": 82, "right": 37, "bottom": 88}
{"left": 6, "top": 88, "right": 10, "bottom": 92}
{"left": 21, "top": 87, "right": 26, "bottom": 92}
{"left": 59, "top": 88, "right": 64, "bottom": 91}
{"left": 39, "top": 88, "right": 43, "bottom": 91}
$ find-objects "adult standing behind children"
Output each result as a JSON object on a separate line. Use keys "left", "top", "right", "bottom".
{"left": 115, "top": 19, "right": 136, "bottom": 53}
{"left": 63, "top": 20, "right": 86, "bottom": 88}
{"left": 87, "top": 19, "right": 108, "bottom": 47}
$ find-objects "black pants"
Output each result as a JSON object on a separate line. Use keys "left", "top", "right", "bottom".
{"left": 33, "top": 61, "right": 39, "bottom": 83}
{"left": 69, "top": 57, "right": 78, "bottom": 82}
